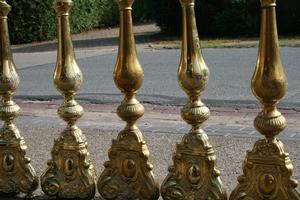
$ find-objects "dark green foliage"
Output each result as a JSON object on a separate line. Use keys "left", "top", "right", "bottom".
{"left": 214, "top": 0, "right": 257, "bottom": 37}
{"left": 132, "top": 0, "right": 154, "bottom": 22}
{"left": 7, "top": 0, "right": 118, "bottom": 44}
{"left": 244, "top": 0, "right": 300, "bottom": 36}
{"left": 151, "top": 0, "right": 182, "bottom": 35}
{"left": 7, "top": 0, "right": 152, "bottom": 44}
{"left": 7, "top": 0, "right": 56, "bottom": 44}
{"left": 153, "top": 0, "right": 300, "bottom": 37}
{"left": 275, "top": 0, "right": 300, "bottom": 35}
{"left": 196, "top": 0, "right": 223, "bottom": 37}
{"left": 152, "top": 0, "right": 223, "bottom": 36}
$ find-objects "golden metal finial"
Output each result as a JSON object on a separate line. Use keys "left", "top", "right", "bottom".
{"left": 97, "top": 0, "right": 159, "bottom": 199}
{"left": 0, "top": 0, "right": 38, "bottom": 197}
{"left": 230, "top": 0, "right": 300, "bottom": 199}
{"left": 40, "top": 0, "right": 96, "bottom": 199}
{"left": 161, "top": 0, "right": 227, "bottom": 199}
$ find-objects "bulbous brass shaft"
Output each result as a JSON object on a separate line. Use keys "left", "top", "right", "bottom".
{"left": 161, "top": 0, "right": 227, "bottom": 199}
{"left": 97, "top": 0, "right": 159, "bottom": 199}
{"left": 230, "top": 0, "right": 300, "bottom": 199}
{"left": 0, "top": 0, "right": 38, "bottom": 197}
{"left": 40, "top": 0, "right": 96, "bottom": 199}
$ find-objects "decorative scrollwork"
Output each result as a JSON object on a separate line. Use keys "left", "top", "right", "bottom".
{"left": 230, "top": 139, "right": 300, "bottom": 200}
{"left": 98, "top": 129, "right": 159, "bottom": 200}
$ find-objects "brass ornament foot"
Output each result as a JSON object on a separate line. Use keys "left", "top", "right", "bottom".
{"left": 41, "top": 125, "right": 96, "bottom": 199}
{"left": 98, "top": 127, "right": 159, "bottom": 200}
{"left": 0, "top": 123, "right": 38, "bottom": 196}
{"left": 98, "top": 99, "right": 159, "bottom": 200}
{"left": 230, "top": 138, "right": 300, "bottom": 200}
{"left": 161, "top": 103, "right": 226, "bottom": 200}
{"left": 161, "top": 131, "right": 226, "bottom": 200}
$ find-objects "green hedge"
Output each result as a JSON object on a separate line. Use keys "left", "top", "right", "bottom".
{"left": 7, "top": 0, "right": 151, "bottom": 44}
{"left": 213, "top": 0, "right": 259, "bottom": 37}
{"left": 7, "top": 0, "right": 300, "bottom": 43}
{"left": 152, "top": 0, "right": 300, "bottom": 37}
{"left": 151, "top": 0, "right": 223, "bottom": 37}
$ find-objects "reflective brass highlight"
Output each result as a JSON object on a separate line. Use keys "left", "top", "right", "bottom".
{"left": 161, "top": 0, "right": 227, "bottom": 199}
{"left": 230, "top": 0, "right": 300, "bottom": 199}
{"left": 0, "top": 0, "right": 38, "bottom": 197}
{"left": 97, "top": 0, "right": 159, "bottom": 199}
{"left": 40, "top": 0, "right": 96, "bottom": 199}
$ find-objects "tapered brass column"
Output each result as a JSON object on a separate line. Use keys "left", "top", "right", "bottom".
{"left": 97, "top": 0, "right": 159, "bottom": 199}
{"left": 0, "top": 0, "right": 38, "bottom": 197}
{"left": 161, "top": 0, "right": 227, "bottom": 199}
{"left": 230, "top": 0, "right": 300, "bottom": 199}
{"left": 40, "top": 0, "right": 96, "bottom": 199}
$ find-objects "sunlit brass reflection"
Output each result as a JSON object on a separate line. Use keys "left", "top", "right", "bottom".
{"left": 161, "top": 0, "right": 227, "bottom": 199}
{"left": 97, "top": 0, "right": 159, "bottom": 199}
{"left": 0, "top": 0, "right": 38, "bottom": 197}
{"left": 229, "top": 0, "right": 300, "bottom": 199}
{"left": 40, "top": 0, "right": 96, "bottom": 199}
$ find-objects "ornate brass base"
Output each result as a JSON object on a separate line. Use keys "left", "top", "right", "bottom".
{"left": 41, "top": 125, "right": 96, "bottom": 199}
{"left": 98, "top": 127, "right": 160, "bottom": 200}
{"left": 161, "top": 129, "right": 227, "bottom": 200}
{"left": 230, "top": 138, "right": 300, "bottom": 200}
{"left": 0, "top": 124, "right": 38, "bottom": 197}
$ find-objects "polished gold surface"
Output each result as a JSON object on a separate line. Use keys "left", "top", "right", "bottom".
{"left": 161, "top": 0, "right": 227, "bottom": 199}
{"left": 0, "top": 0, "right": 38, "bottom": 197}
{"left": 230, "top": 0, "right": 300, "bottom": 199}
{"left": 97, "top": 0, "right": 159, "bottom": 199}
{"left": 40, "top": 0, "right": 96, "bottom": 199}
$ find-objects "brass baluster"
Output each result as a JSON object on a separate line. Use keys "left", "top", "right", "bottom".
{"left": 161, "top": 0, "right": 227, "bottom": 199}
{"left": 230, "top": 0, "right": 300, "bottom": 199}
{"left": 0, "top": 0, "right": 38, "bottom": 197}
{"left": 97, "top": 0, "right": 159, "bottom": 199}
{"left": 40, "top": 0, "right": 96, "bottom": 199}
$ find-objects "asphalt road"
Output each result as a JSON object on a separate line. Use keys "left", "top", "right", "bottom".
{"left": 14, "top": 47, "right": 300, "bottom": 109}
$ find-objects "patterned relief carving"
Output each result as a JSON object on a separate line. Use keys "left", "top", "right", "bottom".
{"left": 230, "top": 139, "right": 300, "bottom": 200}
